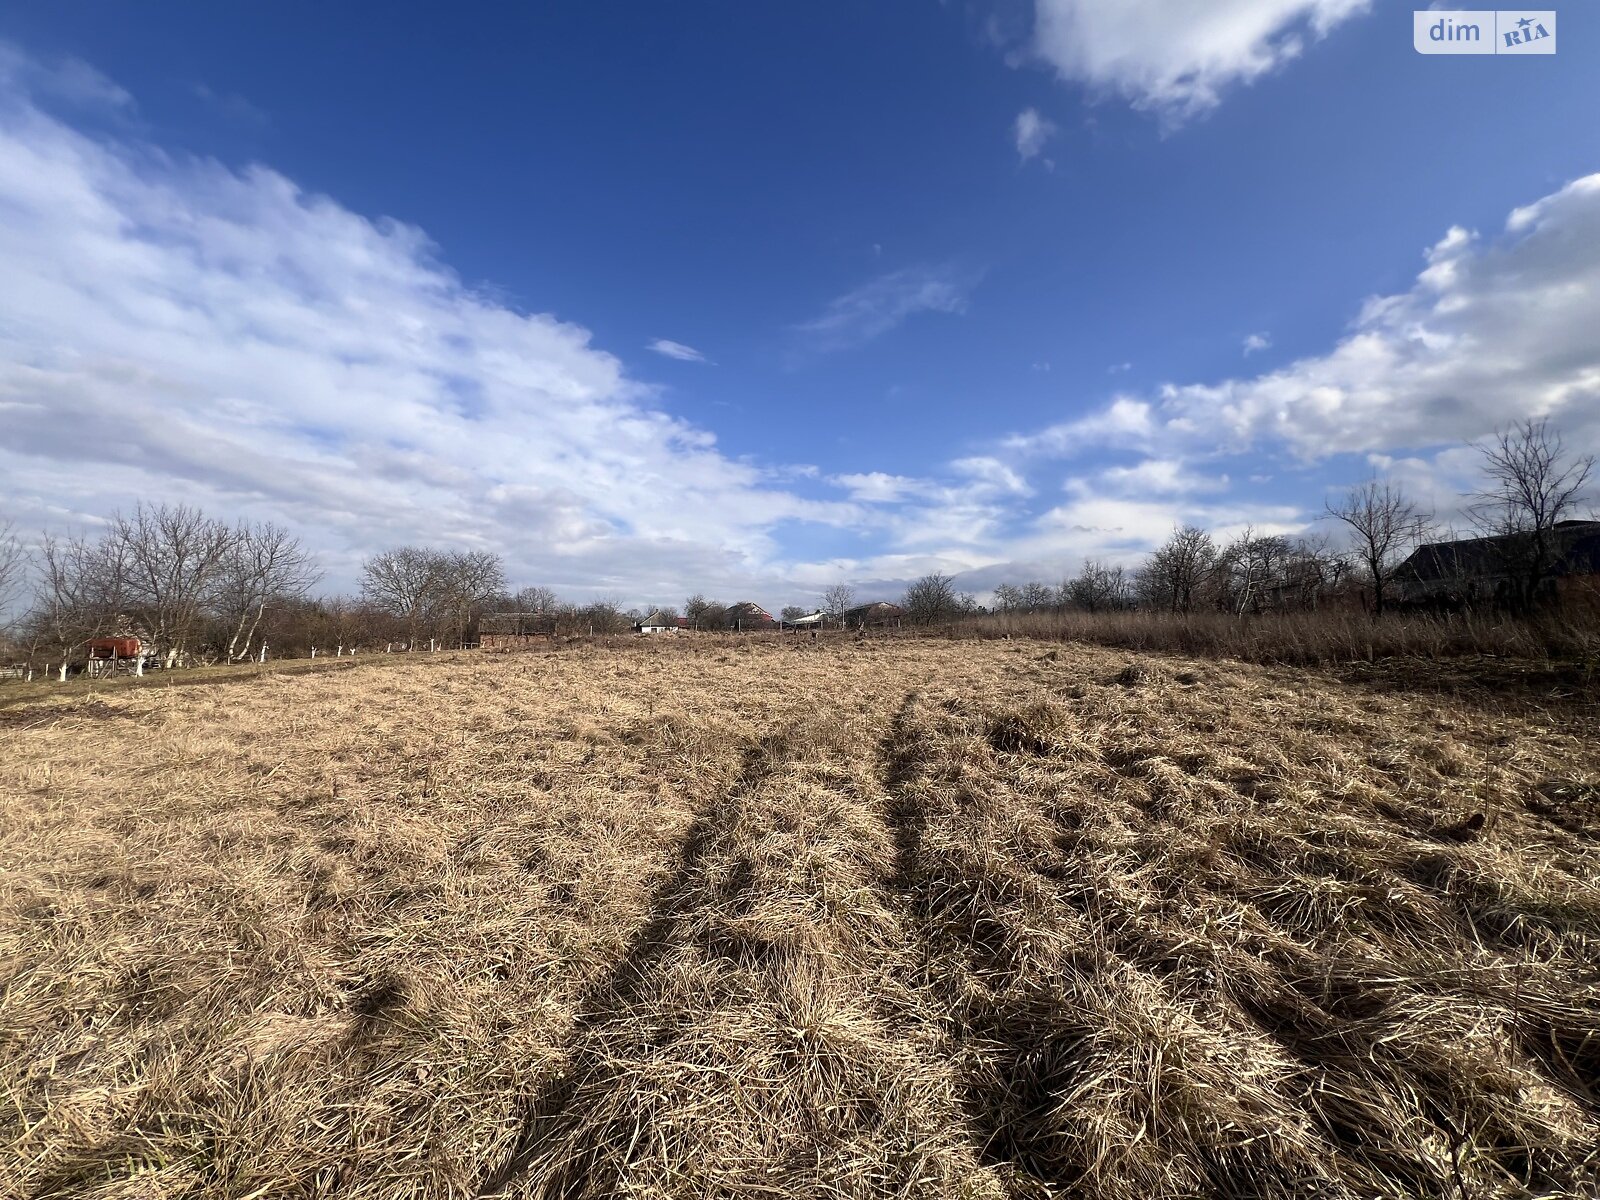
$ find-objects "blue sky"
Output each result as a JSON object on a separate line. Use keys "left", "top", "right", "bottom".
{"left": 1, "top": 2, "right": 1597, "bottom": 611}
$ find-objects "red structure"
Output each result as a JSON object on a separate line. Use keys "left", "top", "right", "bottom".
{"left": 83, "top": 636, "right": 148, "bottom": 677}
{"left": 86, "top": 637, "right": 142, "bottom": 660}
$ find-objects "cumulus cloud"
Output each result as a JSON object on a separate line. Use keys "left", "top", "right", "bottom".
{"left": 1010, "top": 174, "right": 1600, "bottom": 467}
{"left": 792, "top": 265, "right": 975, "bottom": 354}
{"left": 1013, "top": 107, "right": 1056, "bottom": 162}
{"left": 0, "top": 46, "right": 861, "bottom": 606}
{"left": 647, "top": 338, "right": 708, "bottom": 363}
{"left": 1242, "top": 331, "right": 1271, "bottom": 355}
{"left": 1029, "top": 0, "right": 1371, "bottom": 123}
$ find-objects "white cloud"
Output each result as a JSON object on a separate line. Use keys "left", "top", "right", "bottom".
{"left": 1029, "top": 0, "right": 1371, "bottom": 124}
{"left": 1009, "top": 174, "right": 1600, "bottom": 467}
{"left": 0, "top": 47, "right": 864, "bottom": 608}
{"left": 1006, "top": 395, "right": 1157, "bottom": 457}
{"left": 792, "top": 265, "right": 975, "bottom": 354}
{"left": 952, "top": 456, "right": 1032, "bottom": 496}
{"left": 647, "top": 338, "right": 708, "bottom": 363}
{"left": 1092, "top": 458, "right": 1227, "bottom": 496}
{"left": 1013, "top": 107, "right": 1057, "bottom": 162}
{"left": 0, "top": 40, "right": 132, "bottom": 112}
{"left": 831, "top": 472, "right": 921, "bottom": 503}
{"left": 1242, "top": 331, "right": 1271, "bottom": 355}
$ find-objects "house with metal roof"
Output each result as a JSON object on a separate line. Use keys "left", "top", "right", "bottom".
{"left": 1391, "top": 520, "right": 1600, "bottom": 607}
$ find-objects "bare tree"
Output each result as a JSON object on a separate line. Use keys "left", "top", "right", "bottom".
{"left": 1326, "top": 481, "right": 1432, "bottom": 617}
{"left": 218, "top": 522, "right": 321, "bottom": 661}
{"left": 510, "top": 585, "right": 559, "bottom": 613}
{"left": 28, "top": 530, "right": 132, "bottom": 672}
{"left": 903, "top": 571, "right": 960, "bottom": 624}
{"left": 114, "top": 503, "right": 237, "bottom": 665}
{"left": 1216, "top": 529, "right": 1294, "bottom": 615}
{"left": 1017, "top": 580, "right": 1054, "bottom": 611}
{"left": 362, "top": 547, "right": 446, "bottom": 645}
{"left": 579, "top": 597, "right": 630, "bottom": 634}
{"left": 1470, "top": 418, "right": 1595, "bottom": 613}
{"left": 1065, "top": 559, "right": 1129, "bottom": 613}
{"left": 0, "top": 520, "right": 25, "bottom": 627}
{"left": 1278, "top": 533, "right": 1350, "bottom": 612}
{"left": 437, "top": 550, "right": 507, "bottom": 647}
{"left": 1137, "top": 526, "right": 1218, "bottom": 614}
{"left": 992, "top": 583, "right": 1022, "bottom": 613}
{"left": 821, "top": 582, "right": 855, "bottom": 626}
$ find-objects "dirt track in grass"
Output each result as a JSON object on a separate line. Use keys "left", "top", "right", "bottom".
{"left": 2, "top": 637, "right": 1598, "bottom": 1198}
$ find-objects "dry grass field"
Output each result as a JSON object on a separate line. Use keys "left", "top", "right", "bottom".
{"left": 2, "top": 638, "right": 1598, "bottom": 1199}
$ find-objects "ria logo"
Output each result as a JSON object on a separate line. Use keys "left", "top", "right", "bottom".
{"left": 1500, "top": 12, "right": 1553, "bottom": 47}
{"left": 1414, "top": 10, "right": 1556, "bottom": 54}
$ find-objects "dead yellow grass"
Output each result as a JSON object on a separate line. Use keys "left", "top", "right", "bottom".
{"left": 1, "top": 638, "right": 1597, "bottom": 1198}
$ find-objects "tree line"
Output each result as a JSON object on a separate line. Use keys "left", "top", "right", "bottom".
{"left": 0, "top": 419, "right": 1590, "bottom": 670}
{"left": 899, "top": 418, "right": 1594, "bottom": 625}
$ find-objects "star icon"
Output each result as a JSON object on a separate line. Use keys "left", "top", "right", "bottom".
{"left": 1517, "top": 16, "right": 1534, "bottom": 29}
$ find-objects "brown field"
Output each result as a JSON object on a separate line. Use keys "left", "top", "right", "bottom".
{"left": 2, "top": 638, "right": 1598, "bottom": 1199}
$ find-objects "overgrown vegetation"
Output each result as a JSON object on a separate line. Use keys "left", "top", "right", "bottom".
{"left": 955, "top": 606, "right": 1600, "bottom": 666}
{"left": 3, "top": 638, "right": 1597, "bottom": 1198}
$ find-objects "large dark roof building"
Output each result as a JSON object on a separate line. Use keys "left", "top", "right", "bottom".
{"left": 1392, "top": 520, "right": 1600, "bottom": 605}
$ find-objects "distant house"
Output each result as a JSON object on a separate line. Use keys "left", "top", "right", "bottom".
{"left": 636, "top": 611, "right": 689, "bottom": 634}
{"left": 724, "top": 601, "right": 777, "bottom": 631}
{"left": 843, "top": 601, "right": 904, "bottom": 628}
{"left": 781, "top": 610, "right": 829, "bottom": 628}
{"left": 1392, "top": 520, "right": 1600, "bottom": 608}
{"left": 479, "top": 612, "right": 557, "bottom": 650}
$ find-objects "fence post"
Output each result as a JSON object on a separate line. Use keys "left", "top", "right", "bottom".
{"left": 134, "top": 655, "right": 143, "bottom": 677}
